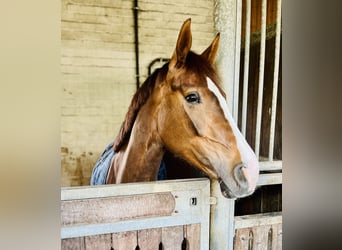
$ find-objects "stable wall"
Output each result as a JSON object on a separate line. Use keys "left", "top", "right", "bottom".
{"left": 61, "top": 0, "right": 216, "bottom": 186}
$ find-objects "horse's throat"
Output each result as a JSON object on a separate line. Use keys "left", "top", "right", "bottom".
{"left": 112, "top": 130, "right": 164, "bottom": 183}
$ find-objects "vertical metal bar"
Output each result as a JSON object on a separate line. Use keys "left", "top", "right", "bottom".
{"left": 241, "top": 0, "right": 251, "bottom": 137}
{"left": 210, "top": 180, "right": 235, "bottom": 250}
{"left": 268, "top": 0, "right": 282, "bottom": 160}
{"left": 233, "top": 0, "right": 242, "bottom": 121}
{"left": 254, "top": 0, "right": 267, "bottom": 158}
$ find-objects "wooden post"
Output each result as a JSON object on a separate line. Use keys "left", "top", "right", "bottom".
{"left": 211, "top": 4, "right": 241, "bottom": 246}
{"left": 214, "top": 0, "right": 242, "bottom": 120}
{"left": 210, "top": 180, "right": 235, "bottom": 250}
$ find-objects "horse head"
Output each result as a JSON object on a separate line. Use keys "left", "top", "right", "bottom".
{"left": 111, "top": 19, "right": 259, "bottom": 198}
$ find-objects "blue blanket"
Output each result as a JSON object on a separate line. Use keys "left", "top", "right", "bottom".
{"left": 90, "top": 141, "right": 167, "bottom": 185}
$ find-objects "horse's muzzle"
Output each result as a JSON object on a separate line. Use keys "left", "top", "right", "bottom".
{"left": 218, "top": 163, "right": 252, "bottom": 198}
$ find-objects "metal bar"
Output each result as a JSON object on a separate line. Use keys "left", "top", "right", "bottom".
{"left": 241, "top": 0, "right": 251, "bottom": 136}
{"left": 254, "top": 0, "right": 267, "bottom": 158}
{"left": 233, "top": 0, "right": 242, "bottom": 121}
{"left": 210, "top": 180, "right": 235, "bottom": 250}
{"left": 268, "top": 0, "right": 282, "bottom": 160}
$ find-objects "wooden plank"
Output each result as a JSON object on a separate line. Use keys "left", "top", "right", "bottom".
{"left": 161, "top": 226, "right": 184, "bottom": 250}
{"left": 271, "top": 223, "right": 282, "bottom": 250}
{"left": 261, "top": 185, "right": 282, "bottom": 213}
{"left": 61, "top": 192, "right": 175, "bottom": 226}
{"left": 234, "top": 228, "right": 251, "bottom": 250}
{"left": 84, "top": 234, "right": 111, "bottom": 250}
{"left": 61, "top": 237, "right": 85, "bottom": 250}
{"left": 184, "top": 224, "right": 201, "bottom": 250}
{"left": 61, "top": 178, "right": 210, "bottom": 200}
{"left": 257, "top": 173, "right": 282, "bottom": 186}
{"left": 61, "top": 212, "right": 204, "bottom": 239}
{"left": 234, "top": 223, "right": 282, "bottom": 250}
{"left": 112, "top": 231, "right": 137, "bottom": 250}
{"left": 137, "top": 228, "right": 162, "bottom": 250}
{"left": 251, "top": 225, "right": 271, "bottom": 250}
{"left": 234, "top": 212, "right": 282, "bottom": 229}
{"left": 259, "top": 160, "right": 282, "bottom": 171}
{"left": 62, "top": 0, "right": 132, "bottom": 9}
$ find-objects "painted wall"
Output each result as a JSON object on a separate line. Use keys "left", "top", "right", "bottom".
{"left": 61, "top": 0, "right": 216, "bottom": 186}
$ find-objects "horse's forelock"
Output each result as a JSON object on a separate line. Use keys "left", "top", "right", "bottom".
{"left": 113, "top": 66, "right": 166, "bottom": 152}
{"left": 185, "top": 52, "right": 226, "bottom": 98}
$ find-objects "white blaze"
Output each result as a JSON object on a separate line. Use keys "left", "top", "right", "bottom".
{"left": 206, "top": 77, "right": 259, "bottom": 191}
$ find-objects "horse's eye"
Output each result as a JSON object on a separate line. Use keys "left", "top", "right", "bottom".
{"left": 185, "top": 92, "right": 200, "bottom": 104}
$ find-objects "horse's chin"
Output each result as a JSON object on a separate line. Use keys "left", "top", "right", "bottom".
{"left": 218, "top": 177, "right": 254, "bottom": 199}
{"left": 218, "top": 178, "right": 235, "bottom": 198}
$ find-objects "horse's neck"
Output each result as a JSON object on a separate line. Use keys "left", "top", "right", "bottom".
{"left": 109, "top": 103, "right": 164, "bottom": 183}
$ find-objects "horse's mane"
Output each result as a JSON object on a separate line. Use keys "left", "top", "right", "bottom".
{"left": 113, "top": 51, "right": 224, "bottom": 152}
{"left": 113, "top": 64, "right": 168, "bottom": 152}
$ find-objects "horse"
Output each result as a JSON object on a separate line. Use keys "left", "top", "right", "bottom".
{"left": 91, "top": 18, "right": 259, "bottom": 198}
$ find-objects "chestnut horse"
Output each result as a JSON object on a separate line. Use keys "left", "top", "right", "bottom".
{"left": 91, "top": 19, "right": 259, "bottom": 198}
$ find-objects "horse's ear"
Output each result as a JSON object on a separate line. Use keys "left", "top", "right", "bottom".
{"left": 169, "top": 18, "right": 192, "bottom": 70}
{"left": 201, "top": 33, "right": 220, "bottom": 65}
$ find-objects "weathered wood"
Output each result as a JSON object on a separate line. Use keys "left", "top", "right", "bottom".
{"left": 61, "top": 237, "right": 85, "bottom": 250}
{"left": 234, "top": 223, "right": 282, "bottom": 250}
{"left": 184, "top": 224, "right": 201, "bottom": 250}
{"left": 137, "top": 228, "right": 162, "bottom": 250}
{"left": 235, "top": 184, "right": 282, "bottom": 216}
{"left": 84, "top": 234, "right": 111, "bottom": 250}
{"left": 261, "top": 185, "right": 282, "bottom": 213}
{"left": 234, "top": 213, "right": 282, "bottom": 250}
{"left": 112, "top": 231, "right": 137, "bottom": 250}
{"left": 61, "top": 179, "right": 209, "bottom": 200}
{"left": 61, "top": 192, "right": 175, "bottom": 226}
{"left": 210, "top": 180, "right": 235, "bottom": 250}
{"left": 60, "top": 180, "right": 282, "bottom": 250}
{"left": 235, "top": 212, "right": 282, "bottom": 229}
{"left": 251, "top": 225, "right": 271, "bottom": 250}
{"left": 259, "top": 160, "right": 282, "bottom": 171}
{"left": 61, "top": 179, "right": 210, "bottom": 247}
{"left": 271, "top": 223, "right": 282, "bottom": 250}
{"left": 257, "top": 173, "right": 282, "bottom": 186}
{"left": 234, "top": 228, "right": 251, "bottom": 250}
{"left": 161, "top": 226, "right": 184, "bottom": 250}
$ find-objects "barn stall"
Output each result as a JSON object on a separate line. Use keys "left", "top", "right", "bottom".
{"left": 61, "top": 0, "right": 282, "bottom": 249}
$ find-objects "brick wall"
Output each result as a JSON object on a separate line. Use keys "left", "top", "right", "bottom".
{"left": 61, "top": 0, "right": 215, "bottom": 186}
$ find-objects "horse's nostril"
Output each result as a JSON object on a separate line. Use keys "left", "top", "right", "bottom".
{"left": 236, "top": 162, "right": 247, "bottom": 169}
{"left": 234, "top": 163, "right": 249, "bottom": 190}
